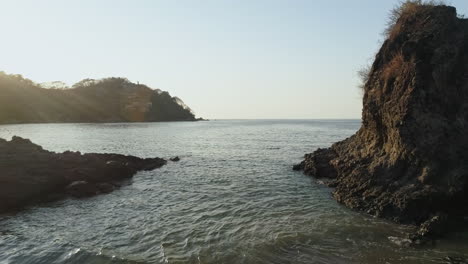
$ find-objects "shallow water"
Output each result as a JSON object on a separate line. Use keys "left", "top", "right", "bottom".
{"left": 0, "top": 120, "right": 467, "bottom": 264}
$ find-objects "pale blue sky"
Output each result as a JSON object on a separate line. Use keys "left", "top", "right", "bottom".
{"left": 2, "top": 1, "right": 467, "bottom": 119}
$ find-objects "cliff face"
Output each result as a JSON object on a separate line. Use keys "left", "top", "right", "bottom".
{"left": 0, "top": 75, "right": 197, "bottom": 123}
{"left": 295, "top": 5, "right": 468, "bottom": 235}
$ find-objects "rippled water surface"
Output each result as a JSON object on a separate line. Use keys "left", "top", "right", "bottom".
{"left": 0, "top": 120, "right": 467, "bottom": 264}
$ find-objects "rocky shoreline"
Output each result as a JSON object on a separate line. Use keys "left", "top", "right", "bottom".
{"left": 0, "top": 136, "right": 167, "bottom": 213}
{"left": 294, "top": 4, "right": 468, "bottom": 243}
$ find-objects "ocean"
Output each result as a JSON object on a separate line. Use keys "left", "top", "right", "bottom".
{"left": 0, "top": 120, "right": 466, "bottom": 264}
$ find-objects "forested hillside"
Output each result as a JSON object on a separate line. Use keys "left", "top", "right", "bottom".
{"left": 0, "top": 72, "right": 197, "bottom": 123}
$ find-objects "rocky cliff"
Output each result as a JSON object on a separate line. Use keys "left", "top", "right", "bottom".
{"left": 294, "top": 4, "right": 468, "bottom": 239}
{"left": 0, "top": 74, "right": 198, "bottom": 123}
{"left": 0, "top": 136, "right": 166, "bottom": 213}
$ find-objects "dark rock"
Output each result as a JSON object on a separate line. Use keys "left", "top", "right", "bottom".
{"left": 292, "top": 163, "right": 303, "bottom": 171}
{"left": 96, "top": 182, "right": 115, "bottom": 194}
{"left": 170, "top": 156, "right": 180, "bottom": 162}
{"left": 0, "top": 136, "right": 167, "bottom": 213}
{"left": 65, "top": 181, "right": 99, "bottom": 198}
{"left": 408, "top": 212, "right": 450, "bottom": 242}
{"left": 294, "top": 4, "right": 468, "bottom": 236}
{"left": 444, "top": 256, "right": 468, "bottom": 264}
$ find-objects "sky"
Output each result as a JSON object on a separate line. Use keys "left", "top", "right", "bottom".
{"left": 1, "top": 0, "right": 467, "bottom": 119}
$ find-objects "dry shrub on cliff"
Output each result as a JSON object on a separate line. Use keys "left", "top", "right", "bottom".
{"left": 385, "top": 0, "right": 447, "bottom": 39}
{"left": 382, "top": 52, "right": 413, "bottom": 82}
{"left": 357, "top": 63, "right": 372, "bottom": 92}
{"left": 358, "top": 1, "right": 448, "bottom": 93}
{"left": 355, "top": 0, "right": 446, "bottom": 87}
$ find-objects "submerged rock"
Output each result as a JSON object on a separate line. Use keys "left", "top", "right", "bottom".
{"left": 0, "top": 136, "right": 166, "bottom": 213}
{"left": 294, "top": 4, "right": 468, "bottom": 238}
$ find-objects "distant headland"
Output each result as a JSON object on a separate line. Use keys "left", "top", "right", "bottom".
{"left": 0, "top": 72, "right": 201, "bottom": 124}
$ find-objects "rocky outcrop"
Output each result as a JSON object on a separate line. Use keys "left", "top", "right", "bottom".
{"left": 294, "top": 4, "right": 468, "bottom": 239}
{"left": 0, "top": 136, "right": 166, "bottom": 213}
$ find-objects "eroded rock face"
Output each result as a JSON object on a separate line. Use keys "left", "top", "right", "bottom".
{"left": 295, "top": 5, "right": 468, "bottom": 237}
{"left": 0, "top": 136, "right": 166, "bottom": 213}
